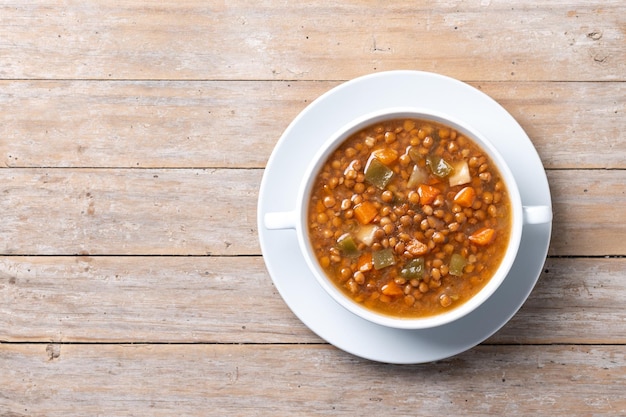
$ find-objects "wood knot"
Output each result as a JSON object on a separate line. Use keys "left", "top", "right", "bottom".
{"left": 46, "top": 344, "right": 61, "bottom": 361}
{"left": 587, "top": 31, "right": 602, "bottom": 41}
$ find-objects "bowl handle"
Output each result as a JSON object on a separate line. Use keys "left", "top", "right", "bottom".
{"left": 523, "top": 206, "right": 552, "bottom": 225}
{"left": 264, "top": 211, "right": 298, "bottom": 230}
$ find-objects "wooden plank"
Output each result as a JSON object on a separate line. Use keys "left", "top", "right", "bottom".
{"left": 0, "top": 256, "right": 318, "bottom": 344}
{"left": 1, "top": 81, "right": 624, "bottom": 169}
{"left": 0, "top": 168, "right": 624, "bottom": 256}
{"left": 486, "top": 81, "right": 626, "bottom": 170}
{"left": 1, "top": 257, "right": 624, "bottom": 344}
{"left": 0, "top": 80, "right": 310, "bottom": 169}
{"left": 548, "top": 169, "right": 626, "bottom": 256}
{"left": 0, "top": 343, "right": 624, "bottom": 416}
{"left": 0, "top": 1, "right": 623, "bottom": 81}
{"left": 0, "top": 168, "right": 261, "bottom": 256}
{"left": 490, "top": 258, "right": 626, "bottom": 344}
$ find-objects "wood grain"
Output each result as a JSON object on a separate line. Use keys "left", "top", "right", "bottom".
{"left": 548, "top": 169, "right": 626, "bottom": 256}
{"left": 0, "top": 80, "right": 307, "bottom": 169}
{"left": 0, "top": 255, "right": 315, "bottom": 344}
{"left": 491, "top": 258, "right": 626, "bottom": 344}
{"left": 1, "top": 257, "right": 624, "bottom": 345}
{"left": 0, "top": 0, "right": 624, "bottom": 414}
{"left": 1, "top": 168, "right": 624, "bottom": 256}
{"left": 0, "top": 168, "right": 260, "bottom": 256}
{"left": 1, "top": 81, "right": 623, "bottom": 169}
{"left": 0, "top": 1, "right": 623, "bottom": 81}
{"left": 0, "top": 343, "right": 624, "bottom": 416}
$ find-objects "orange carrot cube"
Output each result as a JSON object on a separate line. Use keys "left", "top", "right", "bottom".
{"left": 469, "top": 228, "right": 496, "bottom": 246}
{"left": 453, "top": 186, "right": 476, "bottom": 208}
{"left": 371, "top": 148, "right": 399, "bottom": 165}
{"left": 353, "top": 201, "right": 378, "bottom": 225}
{"left": 381, "top": 281, "right": 404, "bottom": 296}
{"left": 417, "top": 184, "right": 440, "bottom": 205}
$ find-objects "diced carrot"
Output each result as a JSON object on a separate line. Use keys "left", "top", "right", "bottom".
{"left": 417, "top": 184, "right": 440, "bottom": 205}
{"left": 353, "top": 201, "right": 378, "bottom": 225}
{"left": 381, "top": 281, "right": 404, "bottom": 297}
{"left": 357, "top": 252, "right": 373, "bottom": 272}
{"left": 469, "top": 228, "right": 496, "bottom": 246}
{"left": 454, "top": 186, "right": 476, "bottom": 208}
{"left": 371, "top": 148, "right": 398, "bottom": 165}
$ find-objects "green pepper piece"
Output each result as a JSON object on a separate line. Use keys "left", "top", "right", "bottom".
{"left": 400, "top": 258, "right": 425, "bottom": 279}
{"left": 372, "top": 248, "right": 396, "bottom": 270}
{"left": 337, "top": 233, "right": 359, "bottom": 256}
{"left": 364, "top": 158, "right": 394, "bottom": 190}
{"left": 426, "top": 155, "right": 454, "bottom": 179}
{"left": 408, "top": 147, "right": 422, "bottom": 163}
{"left": 449, "top": 253, "right": 467, "bottom": 276}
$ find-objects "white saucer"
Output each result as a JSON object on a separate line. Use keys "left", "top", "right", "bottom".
{"left": 257, "top": 71, "right": 552, "bottom": 364}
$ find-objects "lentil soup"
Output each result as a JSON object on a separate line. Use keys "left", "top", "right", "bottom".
{"left": 307, "top": 118, "right": 512, "bottom": 319}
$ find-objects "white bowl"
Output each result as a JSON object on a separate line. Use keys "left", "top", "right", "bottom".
{"left": 265, "top": 107, "right": 551, "bottom": 330}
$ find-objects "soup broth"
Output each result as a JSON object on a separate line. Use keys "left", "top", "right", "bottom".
{"left": 307, "top": 118, "right": 512, "bottom": 318}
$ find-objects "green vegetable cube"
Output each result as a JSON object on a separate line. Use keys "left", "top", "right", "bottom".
{"left": 426, "top": 155, "right": 453, "bottom": 178}
{"left": 449, "top": 253, "right": 467, "bottom": 276}
{"left": 364, "top": 158, "right": 394, "bottom": 190}
{"left": 400, "top": 258, "right": 425, "bottom": 279}
{"left": 337, "top": 233, "right": 359, "bottom": 256}
{"left": 372, "top": 248, "right": 396, "bottom": 270}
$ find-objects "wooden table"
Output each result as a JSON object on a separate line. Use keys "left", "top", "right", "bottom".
{"left": 1, "top": 1, "right": 624, "bottom": 415}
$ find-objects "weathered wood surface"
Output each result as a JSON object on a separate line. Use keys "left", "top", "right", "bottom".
{"left": 1, "top": 257, "right": 625, "bottom": 345}
{"left": 0, "top": 169, "right": 624, "bottom": 256}
{"left": 0, "top": 168, "right": 259, "bottom": 256}
{"left": 0, "top": 2, "right": 623, "bottom": 81}
{"left": 1, "top": 344, "right": 624, "bottom": 416}
{"left": 1, "top": 81, "right": 623, "bottom": 169}
{"left": 0, "top": 0, "right": 624, "bottom": 415}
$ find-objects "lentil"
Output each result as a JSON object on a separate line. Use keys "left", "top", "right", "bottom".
{"left": 308, "top": 118, "right": 511, "bottom": 318}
